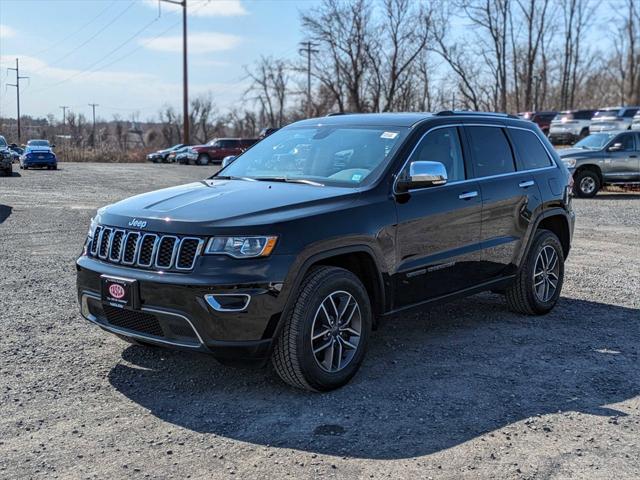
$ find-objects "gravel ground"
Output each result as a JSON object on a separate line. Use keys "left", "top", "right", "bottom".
{"left": 1, "top": 163, "right": 639, "bottom": 479}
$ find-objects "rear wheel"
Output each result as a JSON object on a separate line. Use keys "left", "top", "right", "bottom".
{"left": 272, "top": 266, "right": 372, "bottom": 391}
{"left": 196, "top": 154, "right": 210, "bottom": 166}
{"left": 506, "top": 229, "right": 564, "bottom": 315}
{"left": 573, "top": 169, "right": 600, "bottom": 198}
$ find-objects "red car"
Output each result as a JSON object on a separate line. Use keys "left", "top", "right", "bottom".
{"left": 186, "top": 138, "right": 258, "bottom": 165}
{"left": 518, "top": 111, "right": 558, "bottom": 135}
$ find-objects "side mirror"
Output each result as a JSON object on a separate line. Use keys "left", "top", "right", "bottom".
{"left": 51, "top": 144, "right": 56, "bottom": 148}
{"left": 608, "top": 142, "right": 623, "bottom": 152}
{"left": 397, "top": 161, "right": 448, "bottom": 192}
{"left": 221, "top": 155, "right": 237, "bottom": 168}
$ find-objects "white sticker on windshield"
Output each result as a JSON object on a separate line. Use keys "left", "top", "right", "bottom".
{"left": 351, "top": 174, "right": 363, "bottom": 182}
{"left": 380, "top": 131, "right": 399, "bottom": 139}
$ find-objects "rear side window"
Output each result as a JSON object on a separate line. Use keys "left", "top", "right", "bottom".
{"left": 623, "top": 108, "right": 638, "bottom": 118}
{"left": 509, "top": 129, "right": 552, "bottom": 170}
{"left": 465, "top": 126, "right": 515, "bottom": 178}
{"left": 220, "top": 140, "right": 240, "bottom": 148}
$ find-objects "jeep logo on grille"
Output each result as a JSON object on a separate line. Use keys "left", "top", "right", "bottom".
{"left": 108, "top": 284, "right": 126, "bottom": 299}
{"left": 128, "top": 218, "right": 147, "bottom": 229}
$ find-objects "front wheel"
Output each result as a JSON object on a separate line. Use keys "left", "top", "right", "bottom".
{"left": 506, "top": 229, "right": 564, "bottom": 315}
{"left": 272, "top": 266, "right": 372, "bottom": 391}
{"left": 573, "top": 170, "right": 600, "bottom": 198}
{"left": 196, "top": 154, "right": 210, "bottom": 166}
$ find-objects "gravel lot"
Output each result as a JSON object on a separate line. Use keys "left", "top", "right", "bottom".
{"left": 1, "top": 162, "right": 639, "bottom": 479}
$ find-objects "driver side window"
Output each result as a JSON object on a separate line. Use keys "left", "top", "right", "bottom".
{"left": 616, "top": 133, "right": 635, "bottom": 152}
{"left": 407, "top": 127, "right": 466, "bottom": 182}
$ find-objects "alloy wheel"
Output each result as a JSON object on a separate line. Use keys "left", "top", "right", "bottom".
{"left": 533, "top": 245, "right": 560, "bottom": 303}
{"left": 580, "top": 176, "right": 596, "bottom": 195}
{"left": 310, "top": 290, "right": 362, "bottom": 373}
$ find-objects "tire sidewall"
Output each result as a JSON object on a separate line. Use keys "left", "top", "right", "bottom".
{"left": 197, "top": 154, "right": 209, "bottom": 166}
{"left": 296, "top": 271, "right": 372, "bottom": 390}
{"left": 524, "top": 231, "right": 564, "bottom": 314}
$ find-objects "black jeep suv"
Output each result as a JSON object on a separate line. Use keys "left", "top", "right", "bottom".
{"left": 77, "top": 112, "right": 574, "bottom": 391}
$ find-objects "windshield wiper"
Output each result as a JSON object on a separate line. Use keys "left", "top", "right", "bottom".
{"left": 253, "top": 177, "right": 324, "bottom": 186}
{"left": 211, "top": 175, "right": 255, "bottom": 181}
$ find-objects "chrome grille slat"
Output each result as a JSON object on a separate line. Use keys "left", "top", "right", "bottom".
{"left": 88, "top": 225, "right": 203, "bottom": 272}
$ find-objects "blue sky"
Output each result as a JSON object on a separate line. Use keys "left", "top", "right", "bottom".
{"left": 0, "top": 0, "right": 318, "bottom": 121}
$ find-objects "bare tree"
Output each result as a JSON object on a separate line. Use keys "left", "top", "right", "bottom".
{"left": 245, "top": 56, "right": 290, "bottom": 127}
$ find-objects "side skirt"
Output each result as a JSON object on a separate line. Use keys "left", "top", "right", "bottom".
{"left": 381, "top": 275, "right": 515, "bottom": 317}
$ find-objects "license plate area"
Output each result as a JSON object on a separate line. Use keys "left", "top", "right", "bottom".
{"left": 101, "top": 275, "right": 140, "bottom": 310}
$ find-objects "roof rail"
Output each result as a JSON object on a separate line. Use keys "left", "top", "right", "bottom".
{"left": 435, "top": 110, "right": 519, "bottom": 119}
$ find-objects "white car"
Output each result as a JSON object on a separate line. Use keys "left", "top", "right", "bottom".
{"left": 548, "top": 110, "right": 596, "bottom": 145}
{"left": 631, "top": 112, "right": 640, "bottom": 131}
{"left": 589, "top": 106, "right": 639, "bottom": 133}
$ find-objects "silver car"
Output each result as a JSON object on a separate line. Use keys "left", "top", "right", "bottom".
{"left": 589, "top": 106, "right": 639, "bottom": 133}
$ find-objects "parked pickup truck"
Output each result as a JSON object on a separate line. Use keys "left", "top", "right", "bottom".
{"left": 559, "top": 130, "right": 640, "bottom": 197}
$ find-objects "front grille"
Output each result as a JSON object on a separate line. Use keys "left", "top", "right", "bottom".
{"left": 103, "top": 305, "right": 164, "bottom": 337}
{"left": 88, "top": 225, "right": 203, "bottom": 272}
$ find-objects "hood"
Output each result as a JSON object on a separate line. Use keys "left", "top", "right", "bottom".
{"left": 558, "top": 148, "right": 603, "bottom": 158}
{"left": 98, "top": 179, "right": 360, "bottom": 234}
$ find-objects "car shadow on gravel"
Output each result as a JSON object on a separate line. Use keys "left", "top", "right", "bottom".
{"left": 108, "top": 294, "right": 640, "bottom": 460}
{"left": 0, "top": 204, "right": 12, "bottom": 224}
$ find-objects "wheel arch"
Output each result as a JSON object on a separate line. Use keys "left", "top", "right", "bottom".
{"left": 574, "top": 163, "right": 603, "bottom": 185}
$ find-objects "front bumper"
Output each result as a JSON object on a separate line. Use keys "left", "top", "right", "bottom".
{"left": 76, "top": 255, "right": 294, "bottom": 364}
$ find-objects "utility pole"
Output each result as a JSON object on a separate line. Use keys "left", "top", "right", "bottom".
{"left": 299, "top": 41, "right": 319, "bottom": 118}
{"left": 89, "top": 103, "right": 99, "bottom": 148}
{"left": 7, "top": 58, "right": 29, "bottom": 143}
{"left": 160, "top": 0, "right": 189, "bottom": 144}
{"left": 59, "top": 106, "right": 69, "bottom": 126}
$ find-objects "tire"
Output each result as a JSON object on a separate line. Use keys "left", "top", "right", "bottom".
{"left": 52, "top": 165, "right": 57, "bottom": 170}
{"left": 573, "top": 169, "right": 600, "bottom": 198}
{"left": 506, "top": 229, "right": 564, "bottom": 315}
{"left": 196, "top": 154, "right": 210, "bottom": 166}
{"left": 271, "top": 266, "right": 372, "bottom": 391}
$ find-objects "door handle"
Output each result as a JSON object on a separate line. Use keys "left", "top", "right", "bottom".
{"left": 458, "top": 191, "right": 478, "bottom": 200}
{"left": 519, "top": 180, "right": 535, "bottom": 188}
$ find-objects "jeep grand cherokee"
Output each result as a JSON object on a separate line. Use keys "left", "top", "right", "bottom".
{"left": 77, "top": 112, "right": 575, "bottom": 391}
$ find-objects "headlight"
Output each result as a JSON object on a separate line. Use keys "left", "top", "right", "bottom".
{"left": 562, "top": 158, "right": 577, "bottom": 168}
{"left": 205, "top": 236, "right": 278, "bottom": 258}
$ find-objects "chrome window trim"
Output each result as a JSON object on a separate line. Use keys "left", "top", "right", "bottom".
{"left": 204, "top": 293, "right": 251, "bottom": 312}
{"left": 108, "top": 229, "right": 126, "bottom": 263}
{"left": 154, "top": 235, "right": 180, "bottom": 270}
{"left": 175, "top": 237, "right": 204, "bottom": 271}
{"left": 80, "top": 291, "right": 204, "bottom": 348}
{"left": 392, "top": 122, "right": 559, "bottom": 195}
{"left": 121, "top": 231, "right": 141, "bottom": 265}
{"left": 136, "top": 233, "right": 159, "bottom": 268}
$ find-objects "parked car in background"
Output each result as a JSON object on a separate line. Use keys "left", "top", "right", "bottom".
{"left": 146, "top": 144, "right": 184, "bottom": 163}
{"left": 187, "top": 138, "right": 258, "bottom": 165}
{"left": 0, "top": 136, "right": 12, "bottom": 176}
{"left": 518, "top": 111, "right": 557, "bottom": 135}
{"left": 631, "top": 111, "right": 640, "bottom": 130}
{"left": 589, "top": 106, "right": 639, "bottom": 133}
{"left": 258, "top": 127, "right": 279, "bottom": 139}
{"left": 173, "top": 146, "right": 192, "bottom": 164}
{"left": 20, "top": 139, "right": 57, "bottom": 170}
{"left": 166, "top": 145, "right": 191, "bottom": 163}
{"left": 8, "top": 143, "right": 23, "bottom": 163}
{"left": 548, "top": 110, "right": 596, "bottom": 145}
{"left": 558, "top": 130, "right": 640, "bottom": 197}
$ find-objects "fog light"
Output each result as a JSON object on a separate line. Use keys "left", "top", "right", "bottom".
{"left": 204, "top": 294, "right": 251, "bottom": 312}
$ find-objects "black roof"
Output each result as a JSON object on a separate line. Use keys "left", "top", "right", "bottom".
{"left": 292, "top": 111, "right": 529, "bottom": 129}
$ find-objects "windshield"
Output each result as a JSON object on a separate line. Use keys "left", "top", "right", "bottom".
{"left": 28, "top": 140, "right": 50, "bottom": 147}
{"left": 554, "top": 112, "right": 572, "bottom": 122}
{"left": 593, "top": 109, "right": 620, "bottom": 118}
{"left": 574, "top": 133, "right": 616, "bottom": 150}
{"left": 217, "top": 125, "right": 408, "bottom": 187}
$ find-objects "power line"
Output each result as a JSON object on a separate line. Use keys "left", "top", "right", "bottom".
{"left": 49, "top": 0, "right": 136, "bottom": 66}
{"left": 28, "top": 0, "right": 119, "bottom": 59}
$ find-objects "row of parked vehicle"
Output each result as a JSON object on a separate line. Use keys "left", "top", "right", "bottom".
{"left": 519, "top": 106, "right": 640, "bottom": 145}
{"left": 0, "top": 136, "right": 58, "bottom": 176}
